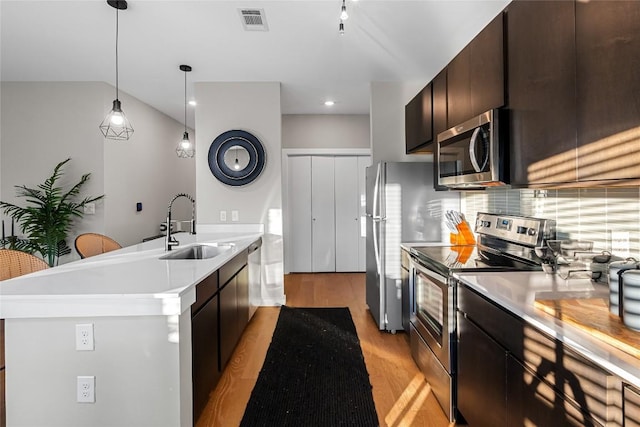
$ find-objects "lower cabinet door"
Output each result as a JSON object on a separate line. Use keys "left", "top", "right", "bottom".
{"left": 457, "top": 312, "right": 507, "bottom": 427}
{"left": 191, "top": 295, "right": 219, "bottom": 421}
{"left": 219, "top": 277, "right": 238, "bottom": 370}
{"left": 235, "top": 265, "right": 249, "bottom": 338}
{"left": 506, "top": 354, "right": 604, "bottom": 427}
{"left": 625, "top": 384, "right": 640, "bottom": 427}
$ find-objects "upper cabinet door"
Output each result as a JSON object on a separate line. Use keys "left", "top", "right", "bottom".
{"left": 405, "top": 84, "right": 433, "bottom": 153}
{"left": 576, "top": 0, "right": 640, "bottom": 182}
{"left": 469, "top": 12, "right": 505, "bottom": 120}
{"left": 447, "top": 46, "right": 472, "bottom": 127}
{"left": 448, "top": 13, "right": 505, "bottom": 127}
{"left": 432, "top": 69, "right": 448, "bottom": 140}
{"left": 507, "top": 0, "right": 577, "bottom": 186}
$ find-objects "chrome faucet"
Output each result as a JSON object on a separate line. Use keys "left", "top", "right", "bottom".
{"left": 165, "top": 193, "right": 196, "bottom": 251}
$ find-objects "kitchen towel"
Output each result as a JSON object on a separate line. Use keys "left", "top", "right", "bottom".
{"left": 240, "top": 306, "right": 379, "bottom": 427}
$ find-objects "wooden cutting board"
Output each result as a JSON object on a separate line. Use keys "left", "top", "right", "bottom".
{"left": 535, "top": 298, "right": 640, "bottom": 359}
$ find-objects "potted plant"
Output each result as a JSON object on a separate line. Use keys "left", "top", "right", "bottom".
{"left": 0, "top": 158, "right": 104, "bottom": 267}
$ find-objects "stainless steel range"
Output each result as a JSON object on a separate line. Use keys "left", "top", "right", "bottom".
{"left": 408, "top": 212, "right": 556, "bottom": 422}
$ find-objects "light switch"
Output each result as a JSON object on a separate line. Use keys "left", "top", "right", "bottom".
{"left": 83, "top": 203, "right": 95, "bottom": 215}
{"left": 231, "top": 210, "right": 239, "bottom": 222}
{"left": 220, "top": 210, "right": 227, "bottom": 222}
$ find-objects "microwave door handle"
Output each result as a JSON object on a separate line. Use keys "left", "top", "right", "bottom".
{"left": 469, "top": 127, "right": 483, "bottom": 173}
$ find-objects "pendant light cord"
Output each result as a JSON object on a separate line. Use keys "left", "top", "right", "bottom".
{"left": 115, "top": 6, "right": 119, "bottom": 100}
{"left": 184, "top": 70, "right": 187, "bottom": 133}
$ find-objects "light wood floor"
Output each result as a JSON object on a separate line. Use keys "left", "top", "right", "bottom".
{"left": 196, "top": 273, "right": 454, "bottom": 427}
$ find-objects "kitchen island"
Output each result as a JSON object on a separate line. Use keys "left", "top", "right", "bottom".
{"left": 0, "top": 229, "right": 269, "bottom": 427}
{"left": 456, "top": 271, "right": 640, "bottom": 426}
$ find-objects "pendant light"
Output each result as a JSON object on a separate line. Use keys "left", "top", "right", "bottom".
{"left": 339, "top": 19, "right": 345, "bottom": 35}
{"left": 99, "top": 0, "right": 134, "bottom": 141}
{"left": 176, "top": 65, "right": 195, "bottom": 158}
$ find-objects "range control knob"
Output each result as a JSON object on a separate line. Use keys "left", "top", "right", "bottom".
{"left": 527, "top": 228, "right": 537, "bottom": 236}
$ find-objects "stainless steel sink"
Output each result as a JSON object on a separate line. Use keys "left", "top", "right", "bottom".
{"left": 160, "top": 243, "right": 233, "bottom": 260}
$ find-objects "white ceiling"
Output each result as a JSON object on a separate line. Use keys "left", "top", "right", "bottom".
{"left": 1, "top": 0, "right": 510, "bottom": 129}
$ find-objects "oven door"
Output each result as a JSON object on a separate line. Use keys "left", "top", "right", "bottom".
{"left": 410, "top": 259, "right": 453, "bottom": 372}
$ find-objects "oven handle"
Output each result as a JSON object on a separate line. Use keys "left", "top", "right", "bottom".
{"left": 410, "top": 258, "right": 449, "bottom": 291}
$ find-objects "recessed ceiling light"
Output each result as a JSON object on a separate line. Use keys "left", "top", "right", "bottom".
{"left": 324, "top": 101, "right": 335, "bottom": 106}
{"left": 189, "top": 100, "right": 197, "bottom": 106}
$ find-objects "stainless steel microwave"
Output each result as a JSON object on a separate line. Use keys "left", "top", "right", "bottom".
{"left": 436, "top": 109, "right": 507, "bottom": 189}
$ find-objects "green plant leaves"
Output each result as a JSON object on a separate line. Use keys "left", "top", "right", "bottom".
{"left": 0, "top": 158, "right": 104, "bottom": 267}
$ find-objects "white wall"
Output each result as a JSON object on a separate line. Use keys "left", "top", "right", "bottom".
{"left": 102, "top": 86, "right": 195, "bottom": 246}
{"left": 1, "top": 82, "right": 106, "bottom": 253}
{"left": 5, "top": 312, "right": 192, "bottom": 426}
{"left": 282, "top": 114, "right": 370, "bottom": 149}
{"left": 194, "top": 82, "right": 284, "bottom": 305}
{"left": 0, "top": 82, "right": 195, "bottom": 259}
{"left": 369, "top": 81, "right": 433, "bottom": 164}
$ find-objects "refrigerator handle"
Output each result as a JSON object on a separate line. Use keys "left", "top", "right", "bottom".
{"left": 373, "top": 216, "right": 381, "bottom": 277}
{"left": 373, "top": 163, "right": 381, "bottom": 219}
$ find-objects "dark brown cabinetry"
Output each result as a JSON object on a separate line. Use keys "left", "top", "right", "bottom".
{"left": 457, "top": 284, "right": 610, "bottom": 427}
{"left": 219, "top": 249, "right": 249, "bottom": 370}
{"left": 576, "top": 0, "right": 640, "bottom": 183}
{"left": 457, "top": 313, "right": 507, "bottom": 426}
{"left": 405, "top": 84, "right": 433, "bottom": 153}
{"left": 625, "top": 384, "right": 640, "bottom": 427}
{"left": 432, "top": 70, "right": 449, "bottom": 191}
{"left": 219, "top": 273, "right": 238, "bottom": 370}
{"left": 506, "top": 0, "right": 577, "bottom": 186}
{"left": 236, "top": 264, "right": 249, "bottom": 337}
{"left": 506, "top": 355, "right": 604, "bottom": 427}
{"left": 447, "top": 13, "right": 505, "bottom": 127}
{"left": 507, "top": 0, "right": 640, "bottom": 186}
{"left": 192, "top": 273, "right": 220, "bottom": 420}
{"left": 432, "top": 70, "right": 448, "bottom": 141}
{"left": 191, "top": 246, "right": 251, "bottom": 422}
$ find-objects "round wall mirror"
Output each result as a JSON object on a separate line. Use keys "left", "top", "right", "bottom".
{"left": 208, "top": 130, "right": 266, "bottom": 186}
{"left": 223, "top": 145, "right": 250, "bottom": 171}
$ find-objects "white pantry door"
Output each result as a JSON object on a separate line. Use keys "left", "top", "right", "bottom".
{"left": 311, "top": 156, "right": 335, "bottom": 272}
{"left": 288, "top": 156, "right": 312, "bottom": 272}
{"left": 334, "top": 157, "right": 360, "bottom": 272}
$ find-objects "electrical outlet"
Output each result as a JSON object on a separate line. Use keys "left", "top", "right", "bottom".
{"left": 77, "top": 376, "right": 95, "bottom": 403}
{"left": 76, "top": 323, "right": 94, "bottom": 351}
{"left": 231, "top": 210, "right": 239, "bottom": 222}
{"left": 220, "top": 210, "right": 227, "bottom": 222}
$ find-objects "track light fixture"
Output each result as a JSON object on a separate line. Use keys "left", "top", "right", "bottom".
{"left": 176, "top": 65, "right": 195, "bottom": 158}
{"left": 99, "top": 0, "right": 134, "bottom": 141}
{"left": 339, "top": 19, "right": 344, "bottom": 35}
{"left": 340, "top": 0, "right": 349, "bottom": 20}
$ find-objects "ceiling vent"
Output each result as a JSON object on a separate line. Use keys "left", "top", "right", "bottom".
{"left": 239, "top": 9, "right": 269, "bottom": 31}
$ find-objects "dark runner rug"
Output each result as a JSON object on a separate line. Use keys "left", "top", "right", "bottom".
{"left": 240, "top": 306, "right": 379, "bottom": 427}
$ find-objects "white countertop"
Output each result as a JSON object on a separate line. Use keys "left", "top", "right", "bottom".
{"left": 0, "top": 231, "right": 262, "bottom": 319}
{"left": 455, "top": 271, "right": 640, "bottom": 388}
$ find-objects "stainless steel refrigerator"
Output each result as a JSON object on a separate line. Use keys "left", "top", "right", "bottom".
{"left": 365, "top": 161, "right": 459, "bottom": 332}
